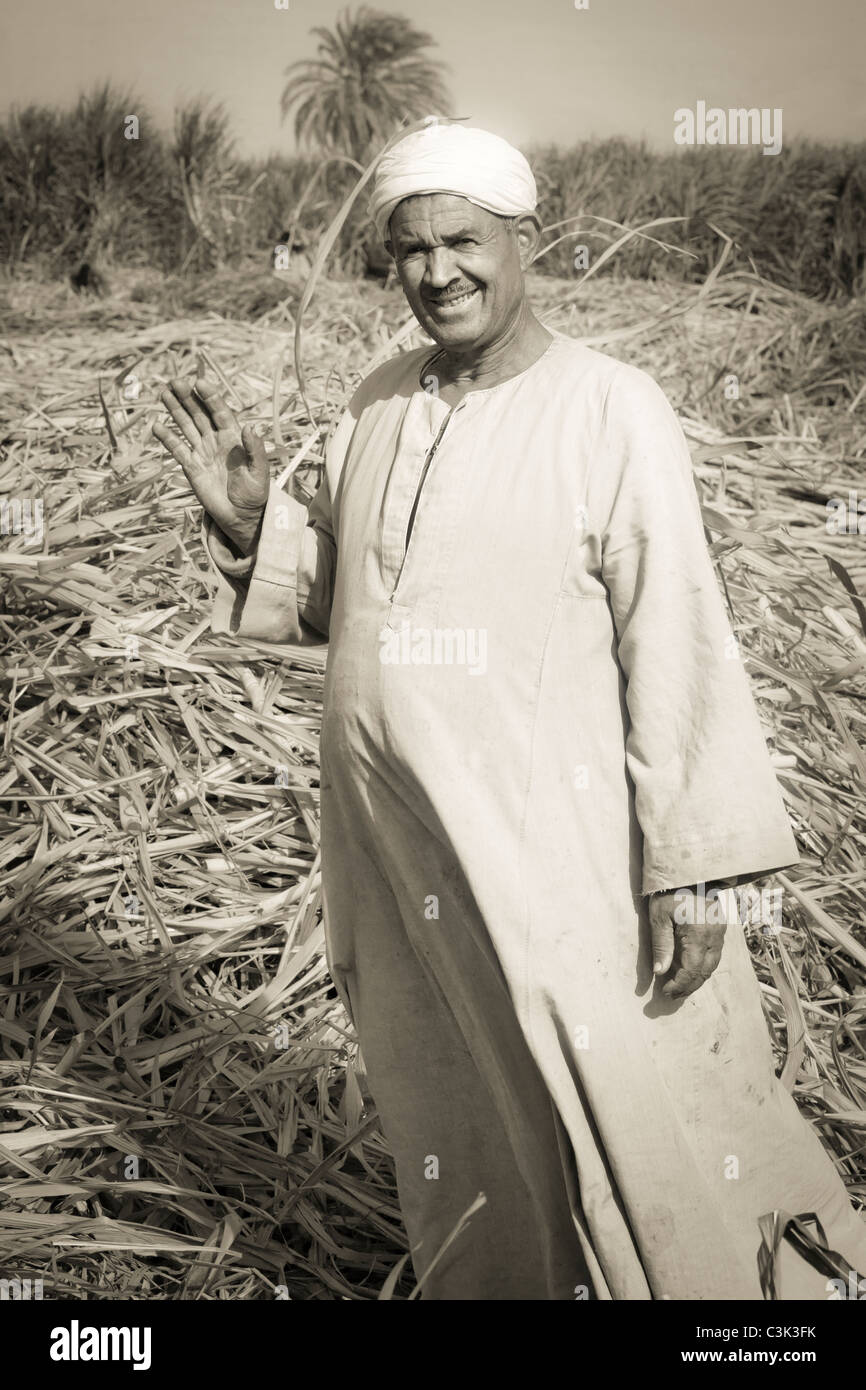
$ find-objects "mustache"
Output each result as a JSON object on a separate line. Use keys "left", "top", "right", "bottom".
{"left": 424, "top": 285, "right": 479, "bottom": 303}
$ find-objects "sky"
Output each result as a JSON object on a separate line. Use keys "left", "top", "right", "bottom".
{"left": 0, "top": 0, "right": 863, "bottom": 158}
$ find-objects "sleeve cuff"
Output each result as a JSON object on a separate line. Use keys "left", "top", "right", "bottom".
{"left": 205, "top": 522, "right": 257, "bottom": 577}
{"left": 201, "top": 482, "right": 312, "bottom": 642}
{"left": 641, "top": 829, "right": 801, "bottom": 896}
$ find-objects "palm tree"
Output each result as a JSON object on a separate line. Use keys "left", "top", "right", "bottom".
{"left": 280, "top": 6, "right": 453, "bottom": 163}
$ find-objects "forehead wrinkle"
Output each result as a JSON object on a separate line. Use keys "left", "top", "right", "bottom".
{"left": 392, "top": 204, "right": 503, "bottom": 250}
{"left": 392, "top": 192, "right": 499, "bottom": 228}
{"left": 397, "top": 225, "right": 484, "bottom": 250}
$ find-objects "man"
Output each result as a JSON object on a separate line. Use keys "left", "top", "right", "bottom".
{"left": 153, "top": 120, "right": 866, "bottom": 1300}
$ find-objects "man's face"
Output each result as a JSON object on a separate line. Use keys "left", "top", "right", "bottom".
{"left": 386, "top": 194, "right": 532, "bottom": 353}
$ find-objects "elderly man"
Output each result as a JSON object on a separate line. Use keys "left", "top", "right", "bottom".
{"left": 153, "top": 120, "right": 866, "bottom": 1300}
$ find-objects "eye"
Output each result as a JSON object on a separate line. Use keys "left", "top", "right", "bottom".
{"left": 455, "top": 238, "right": 475, "bottom": 247}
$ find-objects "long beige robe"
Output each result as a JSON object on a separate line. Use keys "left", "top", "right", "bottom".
{"left": 206, "top": 331, "right": 866, "bottom": 1299}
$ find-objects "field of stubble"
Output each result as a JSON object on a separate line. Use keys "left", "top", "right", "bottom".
{"left": 0, "top": 262, "right": 864, "bottom": 1298}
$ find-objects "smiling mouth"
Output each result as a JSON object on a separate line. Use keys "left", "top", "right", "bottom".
{"left": 428, "top": 287, "right": 479, "bottom": 311}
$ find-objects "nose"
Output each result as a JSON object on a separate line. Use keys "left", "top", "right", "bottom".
{"left": 424, "top": 246, "right": 461, "bottom": 290}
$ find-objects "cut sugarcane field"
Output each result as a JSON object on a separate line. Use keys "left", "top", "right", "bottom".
{"left": 1, "top": 23, "right": 866, "bottom": 1302}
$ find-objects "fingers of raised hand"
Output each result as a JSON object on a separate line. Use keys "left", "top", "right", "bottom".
{"left": 170, "top": 378, "right": 214, "bottom": 442}
{"left": 151, "top": 419, "right": 193, "bottom": 474}
{"left": 239, "top": 423, "right": 269, "bottom": 473}
{"left": 194, "top": 376, "right": 236, "bottom": 432}
{"left": 157, "top": 382, "right": 204, "bottom": 450}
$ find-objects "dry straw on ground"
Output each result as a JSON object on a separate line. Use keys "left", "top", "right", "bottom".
{"left": 0, "top": 254, "right": 864, "bottom": 1298}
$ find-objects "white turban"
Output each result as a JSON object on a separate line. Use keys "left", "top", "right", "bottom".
{"left": 368, "top": 120, "right": 538, "bottom": 244}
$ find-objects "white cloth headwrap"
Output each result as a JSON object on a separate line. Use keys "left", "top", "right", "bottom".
{"left": 368, "top": 120, "right": 537, "bottom": 244}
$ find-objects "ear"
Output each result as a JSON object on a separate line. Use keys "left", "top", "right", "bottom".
{"left": 514, "top": 213, "right": 542, "bottom": 268}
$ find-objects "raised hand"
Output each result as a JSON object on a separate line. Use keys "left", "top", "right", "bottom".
{"left": 152, "top": 377, "right": 270, "bottom": 556}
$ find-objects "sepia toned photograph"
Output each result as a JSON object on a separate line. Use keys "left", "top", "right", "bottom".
{"left": 1, "top": 0, "right": 865, "bottom": 1348}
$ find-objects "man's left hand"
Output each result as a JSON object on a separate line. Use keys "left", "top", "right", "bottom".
{"left": 649, "top": 884, "right": 730, "bottom": 999}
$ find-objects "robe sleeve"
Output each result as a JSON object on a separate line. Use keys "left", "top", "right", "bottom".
{"left": 587, "top": 363, "right": 800, "bottom": 896}
{"left": 202, "top": 401, "right": 357, "bottom": 644}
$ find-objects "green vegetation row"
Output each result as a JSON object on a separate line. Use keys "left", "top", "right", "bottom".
{"left": 2, "top": 84, "right": 864, "bottom": 299}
